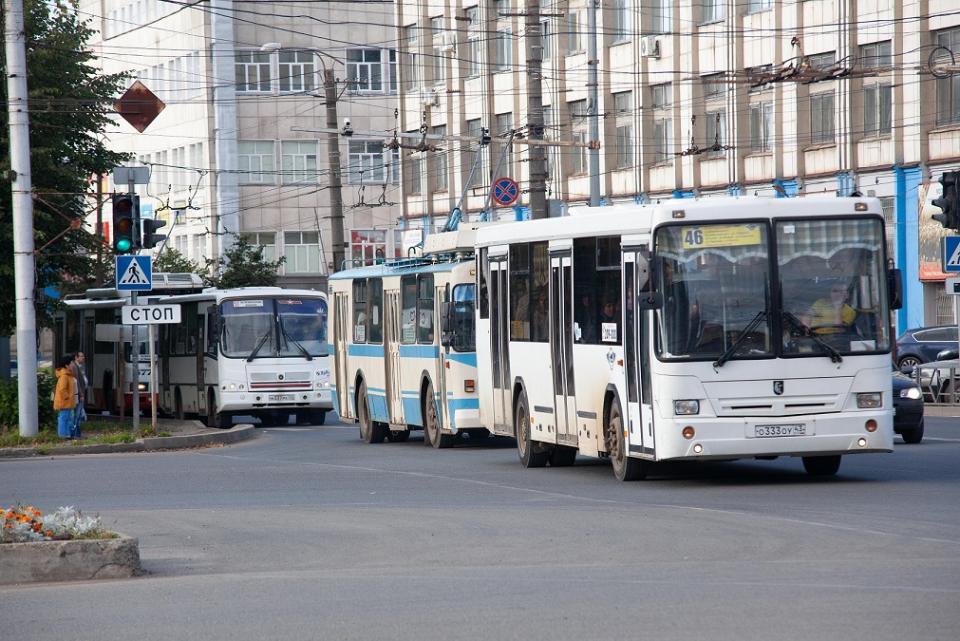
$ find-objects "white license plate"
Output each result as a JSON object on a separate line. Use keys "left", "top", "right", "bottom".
{"left": 268, "top": 393, "right": 295, "bottom": 402}
{"left": 753, "top": 423, "right": 807, "bottom": 438}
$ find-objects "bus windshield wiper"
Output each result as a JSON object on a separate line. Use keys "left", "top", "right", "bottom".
{"left": 278, "top": 318, "right": 313, "bottom": 361}
{"left": 782, "top": 311, "right": 843, "bottom": 363}
{"left": 246, "top": 327, "right": 274, "bottom": 362}
{"left": 713, "top": 310, "right": 768, "bottom": 369}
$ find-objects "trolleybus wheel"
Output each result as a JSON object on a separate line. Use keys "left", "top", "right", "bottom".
{"left": 549, "top": 445, "right": 578, "bottom": 467}
{"left": 423, "top": 381, "right": 455, "bottom": 449}
{"left": 606, "top": 396, "right": 647, "bottom": 481}
{"left": 388, "top": 429, "right": 410, "bottom": 442}
{"left": 515, "top": 391, "right": 549, "bottom": 468}
{"left": 358, "top": 382, "right": 386, "bottom": 443}
{"left": 801, "top": 455, "right": 841, "bottom": 477}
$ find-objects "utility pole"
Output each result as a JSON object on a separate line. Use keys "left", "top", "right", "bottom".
{"left": 5, "top": 0, "right": 38, "bottom": 437}
{"left": 128, "top": 174, "right": 140, "bottom": 432}
{"left": 525, "top": 0, "right": 548, "bottom": 219}
{"left": 587, "top": 0, "right": 601, "bottom": 207}
{"left": 323, "top": 67, "right": 346, "bottom": 273}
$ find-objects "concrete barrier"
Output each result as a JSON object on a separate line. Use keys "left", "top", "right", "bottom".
{"left": 0, "top": 534, "right": 141, "bottom": 584}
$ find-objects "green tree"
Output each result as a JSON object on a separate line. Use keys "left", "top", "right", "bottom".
{"left": 153, "top": 247, "right": 200, "bottom": 275}
{"left": 0, "top": 0, "right": 129, "bottom": 334}
{"left": 203, "top": 236, "right": 285, "bottom": 289}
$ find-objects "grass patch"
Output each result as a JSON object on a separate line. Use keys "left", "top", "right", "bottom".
{"left": 0, "top": 418, "right": 148, "bottom": 449}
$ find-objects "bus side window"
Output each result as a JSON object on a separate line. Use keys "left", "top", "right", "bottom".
{"left": 206, "top": 306, "right": 218, "bottom": 355}
{"left": 401, "top": 276, "right": 417, "bottom": 343}
{"left": 478, "top": 248, "right": 489, "bottom": 320}
{"left": 353, "top": 279, "right": 368, "bottom": 343}
{"left": 417, "top": 275, "right": 435, "bottom": 344}
{"left": 368, "top": 278, "right": 383, "bottom": 343}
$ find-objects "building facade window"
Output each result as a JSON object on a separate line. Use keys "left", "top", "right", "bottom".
{"left": 705, "top": 109, "right": 726, "bottom": 155}
{"left": 700, "top": 0, "right": 724, "bottom": 23}
{"left": 283, "top": 231, "right": 322, "bottom": 273}
{"left": 566, "top": 11, "right": 582, "bottom": 53}
{"left": 404, "top": 25, "right": 420, "bottom": 91}
{"left": 610, "top": 0, "right": 630, "bottom": 42}
{"left": 651, "top": 82, "right": 672, "bottom": 109}
{"left": 864, "top": 83, "right": 892, "bottom": 137}
{"left": 613, "top": 91, "right": 633, "bottom": 168}
{"left": 278, "top": 50, "right": 314, "bottom": 93}
{"left": 432, "top": 125, "right": 448, "bottom": 191}
{"left": 240, "top": 232, "right": 277, "bottom": 262}
{"left": 650, "top": 0, "right": 671, "bottom": 35}
{"left": 749, "top": 102, "right": 773, "bottom": 152}
{"left": 494, "top": 29, "right": 512, "bottom": 70}
{"left": 406, "top": 140, "right": 424, "bottom": 194}
{"left": 808, "top": 51, "right": 836, "bottom": 71}
{"left": 281, "top": 141, "right": 318, "bottom": 184}
{"left": 350, "top": 230, "right": 389, "bottom": 266}
{"left": 238, "top": 141, "right": 276, "bottom": 184}
{"left": 466, "top": 7, "right": 483, "bottom": 77}
{"left": 568, "top": 100, "right": 587, "bottom": 174}
{"left": 702, "top": 72, "right": 725, "bottom": 101}
{"left": 748, "top": 0, "right": 772, "bottom": 13}
{"left": 654, "top": 118, "right": 672, "bottom": 163}
{"left": 936, "top": 29, "right": 960, "bottom": 125}
{"left": 541, "top": 19, "right": 551, "bottom": 58}
{"left": 348, "top": 140, "right": 387, "bottom": 184}
{"left": 347, "top": 49, "right": 385, "bottom": 92}
{"left": 431, "top": 16, "right": 447, "bottom": 85}
{"left": 810, "top": 92, "right": 835, "bottom": 145}
{"left": 235, "top": 51, "right": 271, "bottom": 92}
{"left": 496, "top": 112, "right": 514, "bottom": 173}
{"left": 466, "top": 118, "right": 487, "bottom": 186}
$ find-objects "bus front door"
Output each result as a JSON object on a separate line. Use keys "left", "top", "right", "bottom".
{"left": 489, "top": 257, "right": 512, "bottom": 434}
{"left": 384, "top": 290, "right": 403, "bottom": 423}
{"left": 333, "top": 292, "right": 351, "bottom": 418}
{"left": 623, "top": 249, "right": 655, "bottom": 458}
{"left": 550, "top": 251, "right": 578, "bottom": 446}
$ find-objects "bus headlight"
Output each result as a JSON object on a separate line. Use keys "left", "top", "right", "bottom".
{"left": 674, "top": 400, "right": 700, "bottom": 415}
{"left": 137, "top": 382, "right": 148, "bottom": 392}
{"left": 856, "top": 392, "right": 882, "bottom": 408}
{"left": 899, "top": 387, "right": 921, "bottom": 400}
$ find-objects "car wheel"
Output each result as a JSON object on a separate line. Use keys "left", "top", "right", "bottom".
{"left": 897, "top": 355, "right": 922, "bottom": 372}
{"left": 901, "top": 419, "right": 924, "bottom": 444}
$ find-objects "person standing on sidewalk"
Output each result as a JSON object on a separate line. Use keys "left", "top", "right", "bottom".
{"left": 70, "top": 351, "right": 88, "bottom": 438}
{"left": 54, "top": 355, "right": 77, "bottom": 439}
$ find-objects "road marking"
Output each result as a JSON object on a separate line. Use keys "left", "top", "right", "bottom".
{"left": 918, "top": 436, "right": 960, "bottom": 443}
{"left": 263, "top": 428, "right": 311, "bottom": 432}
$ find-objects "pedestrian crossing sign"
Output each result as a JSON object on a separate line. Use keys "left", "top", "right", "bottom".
{"left": 116, "top": 255, "right": 153, "bottom": 291}
{"left": 943, "top": 237, "right": 960, "bottom": 273}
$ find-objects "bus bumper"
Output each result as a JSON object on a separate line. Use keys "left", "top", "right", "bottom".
{"left": 648, "top": 411, "right": 894, "bottom": 461}
{"left": 219, "top": 388, "right": 333, "bottom": 413}
{"left": 124, "top": 392, "right": 158, "bottom": 412}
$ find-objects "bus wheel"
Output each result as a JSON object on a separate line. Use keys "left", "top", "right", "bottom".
{"left": 423, "top": 382, "right": 455, "bottom": 449}
{"left": 549, "top": 445, "right": 578, "bottom": 467}
{"left": 174, "top": 388, "right": 185, "bottom": 421}
{"left": 206, "top": 390, "right": 231, "bottom": 429}
{"left": 515, "top": 391, "right": 549, "bottom": 468}
{"left": 606, "top": 397, "right": 646, "bottom": 481}
{"left": 358, "top": 382, "right": 386, "bottom": 443}
{"left": 802, "top": 455, "right": 841, "bottom": 477}
{"left": 388, "top": 429, "right": 410, "bottom": 442}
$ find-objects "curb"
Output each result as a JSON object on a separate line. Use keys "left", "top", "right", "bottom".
{"left": 0, "top": 424, "right": 256, "bottom": 459}
{"left": 0, "top": 533, "right": 140, "bottom": 584}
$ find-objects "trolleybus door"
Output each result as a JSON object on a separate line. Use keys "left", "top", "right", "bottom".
{"left": 489, "top": 256, "right": 512, "bottom": 433}
{"left": 550, "top": 251, "right": 577, "bottom": 446}
{"left": 384, "top": 290, "right": 403, "bottom": 423}
{"left": 622, "top": 249, "right": 655, "bottom": 458}
{"left": 333, "top": 292, "right": 351, "bottom": 417}
{"left": 436, "top": 284, "right": 449, "bottom": 428}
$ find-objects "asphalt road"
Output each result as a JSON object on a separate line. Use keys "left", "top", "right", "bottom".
{"left": 2, "top": 416, "right": 959, "bottom": 641}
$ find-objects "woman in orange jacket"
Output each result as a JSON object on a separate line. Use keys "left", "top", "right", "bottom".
{"left": 54, "top": 354, "right": 77, "bottom": 439}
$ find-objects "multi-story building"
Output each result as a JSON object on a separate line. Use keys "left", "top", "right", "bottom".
{"left": 83, "top": 0, "right": 406, "bottom": 289}
{"left": 395, "top": 0, "right": 960, "bottom": 330}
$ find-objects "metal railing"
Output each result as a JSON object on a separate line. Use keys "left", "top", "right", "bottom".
{"left": 913, "top": 361, "right": 960, "bottom": 405}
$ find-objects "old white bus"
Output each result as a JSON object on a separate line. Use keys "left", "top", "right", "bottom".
{"left": 474, "top": 197, "right": 900, "bottom": 479}
{"left": 157, "top": 287, "right": 332, "bottom": 428}
{"left": 329, "top": 228, "right": 482, "bottom": 447}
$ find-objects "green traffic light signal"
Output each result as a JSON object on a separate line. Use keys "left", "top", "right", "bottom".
{"left": 115, "top": 238, "right": 132, "bottom": 252}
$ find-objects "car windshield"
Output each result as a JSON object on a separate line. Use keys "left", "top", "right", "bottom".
{"left": 778, "top": 218, "right": 890, "bottom": 356}
{"left": 655, "top": 222, "right": 773, "bottom": 360}
{"left": 277, "top": 297, "right": 328, "bottom": 356}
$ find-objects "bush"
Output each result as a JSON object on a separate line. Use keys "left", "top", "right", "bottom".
{"left": 0, "top": 371, "right": 56, "bottom": 430}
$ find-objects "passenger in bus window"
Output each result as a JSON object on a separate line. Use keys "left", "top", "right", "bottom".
{"left": 532, "top": 290, "right": 548, "bottom": 341}
{"left": 577, "top": 294, "right": 597, "bottom": 343}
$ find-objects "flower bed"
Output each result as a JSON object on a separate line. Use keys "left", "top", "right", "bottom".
{"left": 1, "top": 505, "right": 140, "bottom": 584}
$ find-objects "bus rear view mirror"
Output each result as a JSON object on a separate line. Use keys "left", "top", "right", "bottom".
{"left": 636, "top": 249, "right": 662, "bottom": 310}
{"left": 888, "top": 268, "right": 903, "bottom": 310}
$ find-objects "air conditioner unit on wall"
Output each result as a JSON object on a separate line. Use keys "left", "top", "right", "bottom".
{"left": 640, "top": 36, "right": 661, "bottom": 59}
{"left": 420, "top": 88, "right": 440, "bottom": 107}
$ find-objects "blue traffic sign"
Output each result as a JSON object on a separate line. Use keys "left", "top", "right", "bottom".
{"left": 944, "top": 237, "right": 960, "bottom": 273}
{"left": 492, "top": 176, "right": 519, "bottom": 207}
{"left": 116, "top": 255, "right": 153, "bottom": 291}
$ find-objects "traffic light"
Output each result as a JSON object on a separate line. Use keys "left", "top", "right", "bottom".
{"left": 111, "top": 193, "right": 140, "bottom": 254}
{"left": 932, "top": 171, "right": 960, "bottom": 231}
{"left": 141, "top": 217, "right": 167, "bottom": 249}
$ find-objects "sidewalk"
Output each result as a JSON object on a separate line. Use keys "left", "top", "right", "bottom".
{"left": 0, "top": 419, "right": 255, "bottom": 459}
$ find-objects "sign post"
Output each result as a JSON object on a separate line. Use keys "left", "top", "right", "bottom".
{"left": 122, "top": 301, "right": 180, "bottom": 432}
{"left": 116, "top": 253, "right": 153, "bottom": 430}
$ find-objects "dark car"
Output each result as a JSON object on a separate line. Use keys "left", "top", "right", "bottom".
{"left": 896, "top": 326, "right": 959, "bottom": 370}
{"left": 892, "top": 371, "right": 924, "bottom": 443}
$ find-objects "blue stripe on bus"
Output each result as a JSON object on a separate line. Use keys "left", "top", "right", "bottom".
{"left": 348, "top": 344, "right": 386, "bottom": 358}
{"left": 402, "top": 397, "right": 423, "bottom": 427}
{"left": 399, "top": 344, "right": 440, "bottom": 359}
{"left": 445, "top": 352, "right": 477, "bottom": 368}
{"left": 367, "top": 391, "right": 389, "bottom": 423}
{"left": 446, "top": 397, "right": 480, "bottom": 431}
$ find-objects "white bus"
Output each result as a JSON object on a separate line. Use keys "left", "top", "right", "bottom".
{"left": 54, "top": 273, "right": 204, "bottom": 415}
{"left": 329, "top": 228, "right": 482, "bottom": 447}
{"left": 157, "top": 287, "right": 332, "bottom": 428}
{"left": 475, "top": 197, "right": 901, "bottom": 479}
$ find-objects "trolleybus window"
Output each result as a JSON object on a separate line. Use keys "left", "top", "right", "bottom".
{"left": 401, "top": 276, "right": 418, "bottom": 343}
{"left": 417, "top": 275, "right": 435, "bottom": 344}
{"left": 478, "top": 248, "right": 489, "bottom": 320}
{"left": 353, "top": 279, "right": 368, "bottom": 343}
{"left": 368, "top": 278, "right": 383, "bottom": 343}
{"left": 450, "top": 284, "right": 476, "bottom": 352}
{"left": 777, "top": 218, "right": 890, "bottom": 355}
{"left": 655, "top": 222, "right": 772, "bottom": 361}
{"left": 573, "top": 236, "right": 622, "bottom": 345}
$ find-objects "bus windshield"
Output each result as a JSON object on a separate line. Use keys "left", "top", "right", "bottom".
{"left": 778, "top": 218, "right": 890, "bottom": 356}
{"left": 656, "top": 222, "right": 772, "bottom": 361}
{"left": 220, "top": 297, "right": 328, "bottom": 359}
